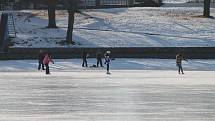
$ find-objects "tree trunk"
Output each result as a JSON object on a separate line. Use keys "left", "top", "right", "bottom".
{"left": 128, "top": 0, "right": 134, "bottom": 6}
{"left": 203, "top": 0, "right": 211, "bottom": 17}
{"left": 96, "top": 0, "right": 100, "bottom": 6}
{"left": 66, "top": 10, "right": 75, "bottom": 44}
{"left": 64, "top": 0, "right": 78, "bottom": 45}
{"left": 48, "top": 0, "right": 57, "bottom": 28}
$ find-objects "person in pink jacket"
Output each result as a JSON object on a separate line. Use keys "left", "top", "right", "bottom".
{"left": 43, "top": 53, "right": 54, "bottom": 74}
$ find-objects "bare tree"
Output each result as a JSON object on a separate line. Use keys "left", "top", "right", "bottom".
{"left": 203, "top": 0, "right": 211, "bottom": 17}
{"left": 47, "top": 0, "right": 57, "bottom": 28}
{"left": 64, "top": 0, "right": 79, "bottom": 44}
{"left": 14, "top": 0, "right": 31, "bottom": 9}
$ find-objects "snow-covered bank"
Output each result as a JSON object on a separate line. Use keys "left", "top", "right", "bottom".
{"left": 162, "top": 3, "right": 215, "bottom": 7}
{"left": 162, "top": 0, "right": 188, "bottom": 3}
{"left": 8, "top": 5, "right": 215, "bottom": 47}
{"left": 0, "top": 59, "right": 215, "bottom": 72}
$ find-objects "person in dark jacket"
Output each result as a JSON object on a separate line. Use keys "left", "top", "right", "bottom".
{"left": 96, "top": 51, "right": 103, "bottom": 67}
{"left": 104, "top": 51, "right": 111, "bottom": 74}
{"left": 82, "top": 49, "right": 88, "bottom": 67}
{"left": 176, "top": 53, "right": 188, "bottom": 74}
{"left": 38, "top": 50, "right": 45, "bottom": 70}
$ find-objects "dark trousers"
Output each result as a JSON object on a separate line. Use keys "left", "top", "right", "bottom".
{"left": 97, "top": 59, "right": 103, "bottom": 67}
{"left": 38, "top": 60, "right": 45, "bottom": 70}
{"left": 107, "top": 64, "right": 110, "bottom": 72}
{"left": 177, "top": 63, "right": 184, "bottom": 74}
{"left": 82, "top": 58, "right": 88, "bottom": 67}
{"left": 45, "top": 64, "right": 50, "bottom": 74}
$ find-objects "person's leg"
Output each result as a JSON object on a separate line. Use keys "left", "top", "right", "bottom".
{"left": 45, "top": 64, "right": 50, "bottom": 74}
{"left": 177, "top": 63, "right": 180, "bottom": 74}
{"left": 107, "top": 64, "right": 110, "bottom": 74}
{"left": 38, "top": 61, "right": 41, "bottom": 70}
{"left": 100, "top": 59, "right": 103, "bottom": 67}
{"left": 82, "top": 59, "right": 85, "bottom": 67}
{"left": 47, "top": 64, "right": 50, "bottom": 74}
{"left": 180, "top": 65, "right": 184, "bottom": 74}
{"left": 85, "top": 59, "right": 88, "bottom": 67}
{"left": 42, "top": 62, "right": 45, "bottom": 70}
{"left": 97, "top": 59, "right": 99, "bottom": 67}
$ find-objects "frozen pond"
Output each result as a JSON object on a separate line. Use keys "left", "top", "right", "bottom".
{"left": 0, "top": 70, "right": 215, "bottom": 121}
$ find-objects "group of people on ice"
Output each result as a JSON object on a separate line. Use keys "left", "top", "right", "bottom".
{"left": 38, "top": 49, "right": 188, "bottom": 75}
{"left": 82, "top": 49, "right": 112, "bottom": 74}
{"left": 38, "top": 49, "right": 112, "bottom": 75}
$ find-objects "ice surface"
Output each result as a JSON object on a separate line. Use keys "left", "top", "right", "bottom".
{"left": 0, "top": 59, "right": 215, "bottom": 72}
{"left": 0, "top": 59, "right": 215, "bottom": 120}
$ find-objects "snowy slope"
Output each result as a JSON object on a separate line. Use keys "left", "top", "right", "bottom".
{"left": 163, "top": 0, "right": 188, "bottom": 3}
{"left": 5, "top": 4, "right": 215, "bottom": 47}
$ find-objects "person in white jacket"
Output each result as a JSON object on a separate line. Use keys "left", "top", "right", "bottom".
{"left": 104, "top": 51, "right": 111, "bottom": 74}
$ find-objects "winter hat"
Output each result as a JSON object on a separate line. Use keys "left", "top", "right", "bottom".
{"left": 106, "top": 51, "right": 111, "bottom": 54}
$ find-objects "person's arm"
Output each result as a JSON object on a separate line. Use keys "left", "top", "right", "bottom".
{"left": 50, "top": 58, "right": 54, "bottom": 64}
{"left": 49, "top": 56, "right": 54, "bottom": 64}
{"left": 183, "top": 57, "right": 188, "bottom": 62}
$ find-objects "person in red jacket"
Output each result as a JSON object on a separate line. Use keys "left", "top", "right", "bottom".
{"left": 43, "top": 53, "right": 54, "bottom": 74}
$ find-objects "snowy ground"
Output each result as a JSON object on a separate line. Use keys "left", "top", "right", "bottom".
{"left": 163, "top": 0, "right": 188, "bottom": 3}
{"left": 3, "top": 3, "right": 215, "bottom": 47}
{"left": 0, "top": 59, "right": 215, "bottom": 121}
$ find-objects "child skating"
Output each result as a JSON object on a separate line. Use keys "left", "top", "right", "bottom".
{"left": 43, "top": 53, "right": 54, "bottom": 74}
{"left": 104, "top": 51, "right": 111, "bottom": 74}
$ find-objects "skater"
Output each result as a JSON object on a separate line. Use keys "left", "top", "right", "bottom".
{"left": 96, "top": 50, "right": 103, "bottom": 67}
{"left": 82, "top": 49, "right": 88, "bottom": 67}
{"left": 43, "top": 53, "right": 54, "bottom": 74}
{"left": 104, "top": 51, "right": 111, "bottom": 74}
{"left": 38, "top": 50, "right": 45, "bottom": 70}
{"left": 176, "top": 53, "right": 188, "bottom": 74}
